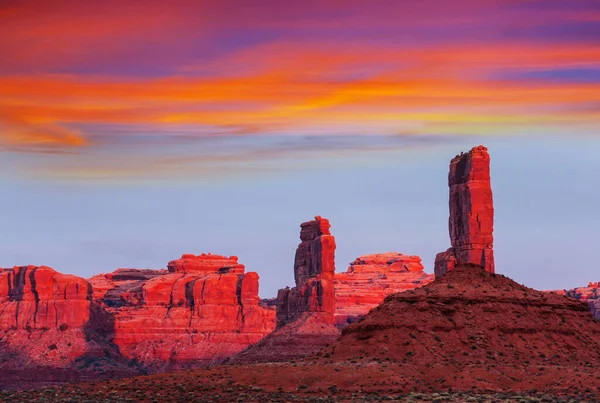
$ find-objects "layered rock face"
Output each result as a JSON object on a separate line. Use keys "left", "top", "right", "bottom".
{"left": 435, "top": 145, "right": 494, "bottom": 277}
{"left": 276, "top": 216, "right": 336, "bottom": 327}
{"left": 89, "top": 254, "right": 276, "bottom": 370}
{"left": 0, "top": 266, "right": 128, "bottom": 377}
{"left": 557, "top": 282, "right": 600, "bottom": 320}
{"left": 334, "top": 253, "right": 434, "bottom": 327}
{"left": 89, "top": 268, "right": 166, "bottom": 307}
{"left": 0, "top": 259, "right": 276, "bottom": 386}
{"left": 0, "top": 266, "right": 91, "bottom": 330}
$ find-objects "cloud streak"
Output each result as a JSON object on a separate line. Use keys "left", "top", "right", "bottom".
{"left": 1, "top": 0, "right": 598, "bottom": 179}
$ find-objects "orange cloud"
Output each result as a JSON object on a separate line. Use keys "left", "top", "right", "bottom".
{"left": 0, "top": 37, "right": 598, "bottom": 151}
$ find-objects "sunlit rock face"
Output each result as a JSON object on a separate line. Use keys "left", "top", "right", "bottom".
{"left": 0, "top": 265, "right": 91, "bottom": 330}
{"left": 89, "top": 254, "right": 276, "bottom": 370}
{"left": 239, "top": 217, "right": 340, "bottom": 363}
{"left": 0, "top": 259, "right": 277, "bottom": 381}
{"left": 334, "top": 253, "right": 434, "bottom": 327}
{"left": 435, "top": 145, "right": 494, "bottom": 278}
{"left": 0, "top": 266, "right": 114, "bottom": 372}
{"left": 276, "top": 216, "right": 336, "bottom": 327}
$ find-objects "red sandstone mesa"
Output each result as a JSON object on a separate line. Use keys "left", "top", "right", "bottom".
{"left": 334, "top": 253, "right": 434, "bottom": 327}
{"left": 89, "top": 254, "right": 276, "bottom": 370}
{"left": 0, "top": 255, "right": 276, "bottom": 387}
{"left": 434, "top": 145, "right": 494, "bottom": 277}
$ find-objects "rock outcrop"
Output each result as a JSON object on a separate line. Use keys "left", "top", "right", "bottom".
{"left": 276, "top": 216, "right": 336, "bottom": 327}
{"left": 0, "top": 266, "right": 91, "bottom": 331}
{"left": 89, "top": 268, "right": 166, "bottom": 307}
{"left": 435, "top": 145, "right": 494, "bottom": 277}
{"left": 0, "top": 256, "right": 276, "bottom": 386}
{"left": 236, "top": 217, "right": 340, "bottom": 362}
{"left": 555, "top": 281, "right": 600, "bottom": 320}
{"left": 334, "top": 253, "right": 434, "bottom": 327}
{"left": 89, "top": 254, "right": 276, "bottom": 370}
{"left": 0, "top": 265, "right": 133, "bottom": 380}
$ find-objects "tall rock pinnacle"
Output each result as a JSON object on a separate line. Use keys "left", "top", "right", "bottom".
{"left": 434, "top": 145, "right": 494, "bottom": 277}
{"left": 276, "top": 216, "right": 336, "bottom": 327}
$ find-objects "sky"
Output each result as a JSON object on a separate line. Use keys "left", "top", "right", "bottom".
{"left": 0, "top": 0, "right": 599, "bottom": 296}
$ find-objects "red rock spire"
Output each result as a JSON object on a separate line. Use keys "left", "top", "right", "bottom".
{"left": 276, "top": 216, "right": 336, "bottom": 327}
{"left": 434, "top": 145, "right": 494, "bottom": 277}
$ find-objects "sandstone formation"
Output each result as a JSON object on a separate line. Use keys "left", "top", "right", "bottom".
{"left": 333, "top": 253, "right": 434, "bottom": 327}
{"left": 0, "top": 255, "right": 276, "bottom": 387}
{"left": 276, "top": 216, "right": 336, "bottom": 327}
{"left": 75, "top": 265, "right": 600, "bottom": 399}
{"left": 435, "top": 145, "right": 494, "bottom": 277}
{"left": 89, "top": 254, "right": 276, "bottom": 370}
{"left": 0, "top": 265, "right": 91, "bottom": 331}
{"left": 556, "top": 281, "right": 600, "bottom": 320}
{"left": 89, "top": 268, "right": 166, "bottom": 306}
{"left": 236, "top": 217, "right": 340, "bottom": 362}
{"left": 0, "top": 265, "right": 134, "bottom": 382}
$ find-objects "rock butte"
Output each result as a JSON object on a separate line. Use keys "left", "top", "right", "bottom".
{"left": 0, "top": 256, "right": 276, "bottom": 385}
{"left": 435, "top": 145, "right": 495, "bottom": 277}
{"left": 88, "top": 253, "right": 276, "bottom": 370}
{"left": 334, "top": 253, "right": 434, "bottom": 327}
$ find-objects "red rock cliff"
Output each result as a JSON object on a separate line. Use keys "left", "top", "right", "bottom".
{"left": 0, "top": 266, "right": 126, "bottom": 373}
{"left": 88, "top": 254, "right": 276, "bottom": 370}
{"left": 276, "top": 216, "right": 336, "bottom": 327}
{"left": 334, "top": 253, "right": 434, "bottom": 327}
{"left": 434, "top": 145, "right": 494, "bottom": 277}
{"left": 0, "top": 265, "right": 91, "bottom": 330}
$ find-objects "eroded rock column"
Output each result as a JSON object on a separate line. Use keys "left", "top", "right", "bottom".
{"left": 435, "top": 145, "right": 494, "bottom": 277}
{"left": 276, "top": 216, "right": 336, "bottom": 326}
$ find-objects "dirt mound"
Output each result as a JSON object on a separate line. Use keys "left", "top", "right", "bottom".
{"left": 311, "top": 264, "right": 600, "bottom": 391}
{"left": 232, "top": 312, "right": 340, "bottom": 363}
